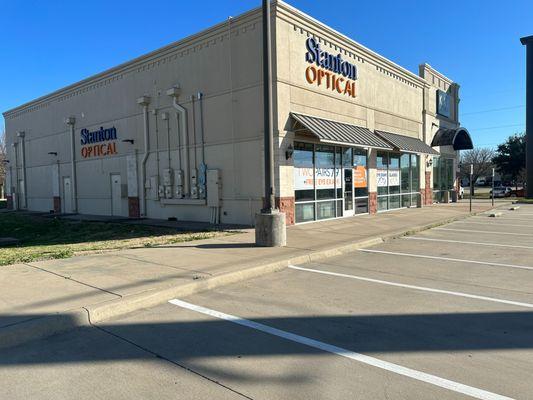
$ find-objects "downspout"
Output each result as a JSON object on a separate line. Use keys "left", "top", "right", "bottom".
{"left": 198, "top": 92, "right": 206, "bottom": 166}
{"left": 191, "top": 94, "right": 198, "bottom": 198}
{"left": 167, "top": 86, "right": 190, "bottom": 197}
{"left": 11, "top": 143, "right": 18, "bottom": 210}
{"left": 16, "top": 131, "right": 27, "bottom": 209}
{"left": 198, "top": 92, "right": 207, "bottom": 199}
{"left": 65, "top": 117, "right": 77, "bottom": 213}
{"left": 137, "top": 96, "right": 151, "bottom": 217}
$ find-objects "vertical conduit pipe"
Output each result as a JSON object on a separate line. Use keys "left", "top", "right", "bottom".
{"left": 170, "top": 95, "right": 190, "bottom": 197}
{"left": 198, "top": 92, "right": 206, "bottom": 166}
{"left": 11, "top": 143, "right": 18, "bottom": 210}
{"left": 65, "top": 118, "right": 78, "bottom": 213}
{"left": 191, "top": 95, "right": 198, "bottom": 171}
{"left": 16, "top": 132, "right": 27, "bottom": 209}
{"left": 137, "top": 96, "right": 151, "bottom": 217}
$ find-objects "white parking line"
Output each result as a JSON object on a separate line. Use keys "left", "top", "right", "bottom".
{"left": 288, "top": 265, "right": 533, "bottom": 309}
{"left": 433, "top": 228, "right": 533, "bottom": 237}
{"left": 359, "top": 249, "right": 533, "bottom": 271}
{"left": 403, "top": 236, "right": 533, "bottom": 250}
{"left": 455, "top": 221, "right": 533, "bottom": 228}
{"left": 479, "top": 216, "right": 532, "bottom": 221}
{"left": 169, "top": 299, "right": 514, "bottom": 400}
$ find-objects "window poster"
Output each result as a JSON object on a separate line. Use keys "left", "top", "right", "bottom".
{"left": 388, "top": 170, "right": 400, "bottom": 186}
{"left": 294, "top": 167, "right": 314, "bottom": 190}
{"left": 377, "top": 170, "right": 388, "bottom": 187}
{"left": 353, "top": 165, "right": 367, "bottom": 188}
{"left": 315, "top": 168, "right": 341, "bottom": 189}
{"left": 294, "top": 168, "right": 341, "bottom": 190}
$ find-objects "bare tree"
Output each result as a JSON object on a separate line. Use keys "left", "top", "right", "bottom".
{"left": 459, "top": 148, "right": 495, "bottom": 195}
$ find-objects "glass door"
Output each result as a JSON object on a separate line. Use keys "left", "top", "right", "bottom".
{"left": 343, "top": 168, "right": 354, "bottom": 216}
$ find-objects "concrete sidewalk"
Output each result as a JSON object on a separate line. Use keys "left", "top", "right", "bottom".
{"left": 0, "top": 201, "right": 505, "bottom": 349}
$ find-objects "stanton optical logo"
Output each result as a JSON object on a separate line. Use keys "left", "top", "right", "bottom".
{"left": 80, "top": 126, "right": 118, "bottom": 158}
{"left": 304, "top": 37, "right": 357, "bottom": 98}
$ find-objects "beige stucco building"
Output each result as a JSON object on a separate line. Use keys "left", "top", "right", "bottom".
{"left": 2, "top": 1, "right": 472, "bottom": 225}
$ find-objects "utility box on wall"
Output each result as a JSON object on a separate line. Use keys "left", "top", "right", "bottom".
{"left": 206, "top": 169, "right": 221, "bottom": 207}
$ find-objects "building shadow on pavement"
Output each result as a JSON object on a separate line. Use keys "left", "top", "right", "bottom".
{"left": 1, "top": 310, "right": 533, "bottom": 366}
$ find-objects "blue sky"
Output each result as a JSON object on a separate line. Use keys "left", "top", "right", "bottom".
{"left": 1, "top": 0, "right": 531, "bottom": 148}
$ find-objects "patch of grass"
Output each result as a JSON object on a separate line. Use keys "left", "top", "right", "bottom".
{"left": 0, "top": 213, "right": 231, "bottom": 266}
{"left": 516, "top": 198, "right": 533, "bottom": 204}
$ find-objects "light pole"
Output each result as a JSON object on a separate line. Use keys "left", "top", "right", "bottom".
{"left": 492, "top": 167, "right": 495, "bottom": 207}
{"left": 470, "top": 164, "right": 473, "bottom": 212}
{"left": 255, "top": 0, "right": 286, "bottom": 247}
{"left": 521, "top": 35, "right": 533, "bottom": 198}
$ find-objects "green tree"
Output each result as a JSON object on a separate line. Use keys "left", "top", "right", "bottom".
{"left": 492, "top": 133, "right": 526, "bottom": 191}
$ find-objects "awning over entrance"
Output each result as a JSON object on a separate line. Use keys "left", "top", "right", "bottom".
{"left": 375, "top": 130, "right": 439, "bottom": 155}
{"left": 291, "top": 112, "right": 393, "bottom": 150}
{"left": 431, "top": 127, "right": 474, "bottom": 150}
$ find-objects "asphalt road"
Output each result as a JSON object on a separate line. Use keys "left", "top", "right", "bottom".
{"left": 2, "top": 205, "right": 533, "bottom": 400}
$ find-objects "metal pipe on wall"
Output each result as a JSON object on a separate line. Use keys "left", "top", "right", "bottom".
{"left": 65, "top": 118, "right": 78, "bottom": 213}
{"left": 198, "top": 92, "right": 206, "bottom": 167}
{"left": 191, "top": 95, "right": 198, "bottom": 170}
{"left": 168, "top": 89, "right": 190, "bottom": 197}
{"left": 137, "top": 96, "right": 151, "bottom": 217}
{"left": 11, "top": 143, "right": 18, "bottom": 210}
{"left": 165, "top": 114, "right": 171, "bottom": 170}
{"left": 16, "top": 132, "right": 27, "bottom": 209}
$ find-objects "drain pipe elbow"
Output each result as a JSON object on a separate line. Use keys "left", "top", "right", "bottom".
{"left": 137, "top": 96, "right": 151, "bottom": 217}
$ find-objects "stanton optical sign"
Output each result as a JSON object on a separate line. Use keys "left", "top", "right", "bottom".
{"left": 304, "top": 37, "right": 358, "bottom": 98}
{"left": 80, "top": 126, "right": 118, "bottom": 158}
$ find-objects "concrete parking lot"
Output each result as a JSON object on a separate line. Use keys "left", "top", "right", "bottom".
{"left": 2, "top": 204, "right": 532, "bottom": 399}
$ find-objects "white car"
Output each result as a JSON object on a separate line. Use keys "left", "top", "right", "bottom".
{"left": 490, "top": 187, "right": 512, "bottom": 198}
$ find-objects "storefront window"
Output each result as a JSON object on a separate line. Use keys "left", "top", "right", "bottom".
{"left": 377, "top": 151, "right": 420, "bottom": 211}
{"left": 353, "top": 148, "right": 368, "bottom": 213}
{"left": 315, "top": 145, "right": 336, "bottom": 201}
{"left": 294, "top": 142, "right": 368, "bottom": 223}
{"left": 432, "top": 156, "right": 455, "bottom": 203}
{"left": 294, "top": 142, "right": 314, "bottom": 202}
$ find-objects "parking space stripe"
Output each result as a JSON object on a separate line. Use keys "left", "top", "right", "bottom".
{"left": 433, "top": 228, "right": 533, "bottom": 237}
{"left": 403, "top": 236, "right": 533, "bottom": 250}
{"left": 359, "top": 249, "right": 533, "bottom": 271}
{"left": 455, "top": 221, "right": 533, "bottom": 228}
{"left": 288, "top": 265, "right": 533, "bottom": 309}
{"left": 169, "top": 299, "right": 514, "bottom": 400}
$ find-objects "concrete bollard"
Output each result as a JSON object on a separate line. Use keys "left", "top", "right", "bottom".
{"left": 255, "top": 211, "right": 287, "bottom": 247}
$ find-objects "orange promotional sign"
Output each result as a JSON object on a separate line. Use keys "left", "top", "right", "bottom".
{"left": 353, "top": 165, "right": 367, "bottom": 188}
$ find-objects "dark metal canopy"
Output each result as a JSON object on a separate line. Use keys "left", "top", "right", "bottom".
{"left": 291, "top": 112, "right": 393, "bottom": 150}
{"left": 375, "top": 130, "right": 439, "bottom": 155}
{"left": 431, "top": 127, "right": 474, "bottom": 150}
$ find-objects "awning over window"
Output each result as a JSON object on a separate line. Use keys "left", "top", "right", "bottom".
{"left": 375, "top": 130, "right": 439, "bottom": 155}
{"left": 291, "top": 112, "right": 393, "bottom": 150}
{"left": 431, "top": 127, "right": 474, "bottom": 150}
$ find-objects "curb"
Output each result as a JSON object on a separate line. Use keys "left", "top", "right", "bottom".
{"left": 0, "top": 205, "right": 500, "bottom": 350}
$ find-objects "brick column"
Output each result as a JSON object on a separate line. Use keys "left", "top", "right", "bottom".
{"left": 53, "top": 196, "right": 61, "bottom": 213}
{"left": 128, "top": 197, "right": 140, "bottom": 218}
{"left": 369, "top": 192, "right": 377, "bottom": 214}
{"left": 424, "top": 171, "right": 433, "bottom": 205}
{"left": 6, "top": 195, "right": 13, "bottom": 210}
{"left": 275, "top": 196, "right": 295, "bottom": 225}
